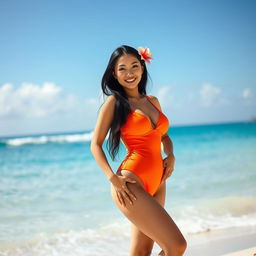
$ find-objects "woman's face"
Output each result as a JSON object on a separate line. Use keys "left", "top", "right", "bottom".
{"left": 113, "top": 54, "right": 144, "bottom": 89}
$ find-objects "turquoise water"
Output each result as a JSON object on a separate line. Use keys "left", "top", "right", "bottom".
{"left": 0, "top": 122, "right": 256, "bottom": 255}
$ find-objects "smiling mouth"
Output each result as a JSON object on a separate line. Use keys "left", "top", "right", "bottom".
{"left": 125, "top": 78, "right": 136, "bottom": 83}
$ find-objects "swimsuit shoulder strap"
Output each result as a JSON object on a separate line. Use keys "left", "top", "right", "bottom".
{"left": 145, "top": 95, "right": 161, "bottom": 112}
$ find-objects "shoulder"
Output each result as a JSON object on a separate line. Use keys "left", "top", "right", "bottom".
{"left": 147, "top": 94, "right": 162, "bottom": 111}
{"left": 101, "top": 94, "right": 116, "bottom": 111}
{"left": 91, "top": 95, "right": 116, "bottom": 147}
{"left": 106, "top": 94, "right": 116, "bottom": 104}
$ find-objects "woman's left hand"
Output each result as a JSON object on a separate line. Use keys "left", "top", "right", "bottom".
{"left": 161, "top": 153, "right": 175, "bottom": 184}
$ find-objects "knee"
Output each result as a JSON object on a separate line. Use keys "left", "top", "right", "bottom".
{"left": 179, "top": 238, "right": 187, "bottom": 254}
{"left": 165, "top": 237, "right": 187, "bottom": 256}
{"left": 133, "top": 248, "right": 152, "bottom": 256}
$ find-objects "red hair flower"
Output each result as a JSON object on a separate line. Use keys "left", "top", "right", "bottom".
{"left": 138, "top": 47, "right": 153, "bottom": 64}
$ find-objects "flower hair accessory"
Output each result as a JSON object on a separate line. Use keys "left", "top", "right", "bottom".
{"left": 138, "top": 46, "right": 153, "bottom": 64}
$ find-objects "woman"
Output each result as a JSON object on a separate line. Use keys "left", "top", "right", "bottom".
{"left": 90, "top": 45, "right": 187, "bottom": 256}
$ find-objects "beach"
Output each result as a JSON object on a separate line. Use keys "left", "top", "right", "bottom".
{"left": 0, "top": 122, "right": 255, "bottom": 255}
{"left": 184, "top": 225, "right": 256, "bottom": 256}
{"left": 223, "top": 247, "right": 256, "bottom": 256}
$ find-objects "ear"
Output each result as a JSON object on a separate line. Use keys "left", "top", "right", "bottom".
{"left": 113, "top": 71, "right": 116, "bottom": 79}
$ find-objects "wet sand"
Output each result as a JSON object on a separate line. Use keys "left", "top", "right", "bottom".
{"left": 183, "top": 225, "right": 256, "bottom": 256}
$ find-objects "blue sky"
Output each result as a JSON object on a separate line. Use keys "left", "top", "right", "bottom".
{"left": 0, "top": 0, "right": 255, "bottom": 136}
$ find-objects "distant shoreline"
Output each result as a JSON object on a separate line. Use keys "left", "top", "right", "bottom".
{"left": 0, "top": 120, "right": 255, "bottom": 139}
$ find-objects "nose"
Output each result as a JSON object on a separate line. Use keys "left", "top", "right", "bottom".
{"left": 126, "top": 69, "right": 134, "bottom": 77}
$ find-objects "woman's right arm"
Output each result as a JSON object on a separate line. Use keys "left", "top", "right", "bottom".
{"left": 90, "top": 95, "right": 137, "bottom": 206}
{"left": 90, "top": 95, "right": 116, "bottom": 182}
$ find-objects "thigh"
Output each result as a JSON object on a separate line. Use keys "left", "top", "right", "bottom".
{"left": 153, "top": 180, "right": 166, "bottom": 207}
{"left": 129, "top": 181, "right": 167, "bottom": 254}
{"left": 111, "top": 175, "right": 184, "bottom": 254}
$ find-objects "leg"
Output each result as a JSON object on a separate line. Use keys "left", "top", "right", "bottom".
{"left": 110, "top": 170, "right": 187, "bottom": 256}
{"left": 154, "top": 181, "right": 167, "bottom": 256}
{"left": 130, "top": 224, "right": 154, "bottom": 256}
{"left": 129, "top": 181, "right": 167, "bottom": 256}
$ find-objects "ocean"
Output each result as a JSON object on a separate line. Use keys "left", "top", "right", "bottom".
{"left": 0, "top": 122, "right": 256, "bottom": 255}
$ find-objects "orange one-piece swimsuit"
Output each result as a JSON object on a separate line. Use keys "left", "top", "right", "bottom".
{"left": 116, "top": 95, "right": 170, "bottom": 196}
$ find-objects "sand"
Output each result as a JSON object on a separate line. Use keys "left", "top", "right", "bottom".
{"left": 182, "top": 225, "right": 256, "bottom": 256}
{"left": 222, "top": 246, "right": 256, "bottom": 256}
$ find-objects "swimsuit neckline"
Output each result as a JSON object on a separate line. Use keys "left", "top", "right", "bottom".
{"left": 130, "top": 95, "right": 162, "bottom": 130}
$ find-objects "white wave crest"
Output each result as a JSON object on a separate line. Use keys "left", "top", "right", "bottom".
{"left": 3, "top": 132, "right": 94, "bottom": 146}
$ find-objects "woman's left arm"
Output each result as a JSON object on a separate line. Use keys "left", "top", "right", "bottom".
{"left": 161, "top": 134, "right": 174, "bottom": 157}
{"left": 161, "top": 135, "right": 175, "bottom": 184}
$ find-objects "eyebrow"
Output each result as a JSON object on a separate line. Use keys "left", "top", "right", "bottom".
{"left": 118, "top": 61, "right": 139, "bottom": 67}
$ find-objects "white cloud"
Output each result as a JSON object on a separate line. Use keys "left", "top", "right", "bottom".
{"left": 0, "top": 82, "right": 94, "bottom": 120}
{"left": 242, "top": 88, "right": 255, "bottom": 104}
{"left": 155, "top": 83, "right": 232, "bottom": 111}
{"left": 156, "top": 85, "right": 185, "bottom": 110}
{"left": 157, "top": 86, "right": 173, "bottom": 108}
{"left": 199, "top": 83, "right": 221, "bottom": 107}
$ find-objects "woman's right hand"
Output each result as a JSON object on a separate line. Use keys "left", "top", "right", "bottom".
{"left": 109, "top": 174, "right": 137, "bottom": 207}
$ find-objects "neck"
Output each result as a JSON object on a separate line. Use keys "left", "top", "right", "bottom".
{"left": 127, "top": 93, "right": 145, "bottom": 101}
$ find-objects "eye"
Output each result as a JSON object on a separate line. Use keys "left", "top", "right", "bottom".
{"left": 118, "top": 65, "right": 138, "bottom": 71}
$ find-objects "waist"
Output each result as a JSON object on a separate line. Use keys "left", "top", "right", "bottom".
{"left": 124, "top": 147, "right": 162, "bottom": 159}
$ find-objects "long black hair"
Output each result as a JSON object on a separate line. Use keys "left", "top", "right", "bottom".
{"left": 101, "top": 45, "right": 151, "bottom": 161}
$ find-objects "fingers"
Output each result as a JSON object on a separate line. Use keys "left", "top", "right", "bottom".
{"left": 127, "top": 178, "right": 137, "bottom": 184}
{"left": 118, "top": 191, "right": 130, "bottom": 207}
{"left": 124, "top": 178, "right": 137, "bottom": 201}
{"left": 122, "top": 184, "right": 137, "bottom": 203}
{"left": 120, "top": 185, "right": 132, "bottom": 205}
{"left": 115, "top": 183, "right": 137, "bottom": 207}
{"left": 116, "top": 191, "right": 125, "bottom": 206}
{"left": 161, "top": 167, "right": 174, "bottom": 184}
{"left": 162, "top": 168, "right": 168, "bottom": 181}
{"left": 117, "top": 190, "right": 131, "bottom": 207}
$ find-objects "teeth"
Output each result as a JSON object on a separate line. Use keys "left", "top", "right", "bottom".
{"left": 126, "top": 78, "right": 136, "bottom": 82}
